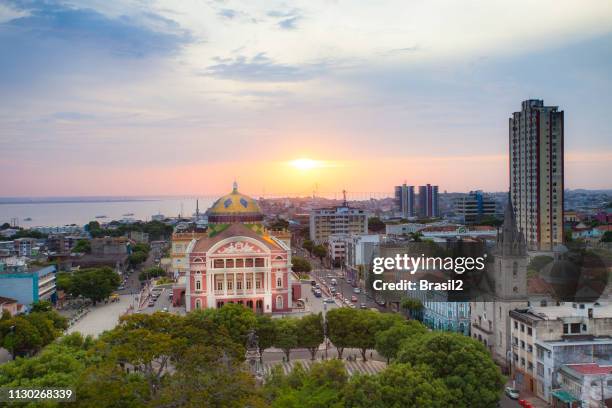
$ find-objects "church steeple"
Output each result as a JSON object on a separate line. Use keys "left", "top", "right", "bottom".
{"left": 497, "top": 194, "right": 526, "bottom": 256}
{"left": 232, "top": 180, "right": 238, "bottom": 193}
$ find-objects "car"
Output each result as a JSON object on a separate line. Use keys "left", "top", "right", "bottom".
{"left": 162, "top": 307, "right": 169, "bottom": 312}
{"left": 346, "top": 279, "right": 352, "bottom": 284}
{"left": 349, "top": 303, "right": 356, "bottom": 308}
{"left": 118, "top": 285, "right": 125, "bottom": 290}
{"left": 335, "top": 293, "right": 343, "bottom": 298}
{"left": 321, "top": 279, "right": 327, "bottom": 286}
{"left": 359, "top": 303, "right": 368, "bottom": 309}
{"left": 351, "top": 295, "right": 358, "bottom": 302}
{"left": 375, "top": 299, "right": 386, "bottom": 307}
{"left": 148, "top": 301, "right": 155, "bottom": 307}
{"left": 326, "top": 274, "right": 333, "bottom": 278}
{"left": 315, "top": 284, "right": 321, "bottom": 290}
{"left": 353, "top": 287, "right": 361, "bottom": 294}
{"left": 314, "top": 290, "right": 322, "bottom": 298}
{"left": 330, "top": 287, "right": 336, "bottom": 294}
{"left": 331, "top": 278, "right": 337, "bottom": 285}
{"left": 310, "top": 280, "right": 316, "bottom": 286}
{"left": 324, "top": 298, "right": 335, "bottom": 304}
{"left": 504, "top": 387, "right": 519, "bottom": 400}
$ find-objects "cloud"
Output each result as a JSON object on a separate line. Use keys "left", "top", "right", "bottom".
{"left": 1, "top": 0, "right": 191, "bottom": 58}
{"left": 267, "top": 8, "right": 302, "bottom": 30}
{"left": 218, "top": 8, "right": 237, "bottom": 19}
{"left": 203, "top": 52, "right": 326, "bottom": 82}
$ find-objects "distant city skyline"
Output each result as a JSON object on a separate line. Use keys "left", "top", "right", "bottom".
{"left": 1, "top": 1, "right": 611, "bottom": 196}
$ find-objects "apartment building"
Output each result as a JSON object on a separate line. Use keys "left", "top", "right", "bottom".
{"left": 454, "top": 190, "right": 499, "bottom": 224}
{"left": 394, "top": 184, "right": 415, "bottom": 218}
{"left": 417, "top": 184, "right": 439, "bottom": 218}
{"left": 309, "top": 205, "right": 368, "bottom": 244}
{"left": 509, "top": 303, "right": 612, "bottom": 402}
{"left": 509, "top": 99, "right": 564, "bottom": 251}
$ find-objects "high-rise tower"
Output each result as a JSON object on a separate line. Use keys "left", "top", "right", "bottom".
{"left": 509, "top": 99, "right": 564, "bottom": 251}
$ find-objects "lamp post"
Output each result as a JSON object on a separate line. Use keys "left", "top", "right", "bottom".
{"left": 323, "top": 302, "right": 328, "bottom": 360}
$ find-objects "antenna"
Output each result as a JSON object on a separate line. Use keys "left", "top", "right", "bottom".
{"left": 342, "top": 189, "right": 347, "bottom": 206}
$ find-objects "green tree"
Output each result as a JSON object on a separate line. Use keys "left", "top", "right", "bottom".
{"left": 0, "top": 316, "right": 42, "bottom": 358}
{"left": 367, "top": 217, "right": 386, "bottom": 233}
{"left": 30, "top": 300, "right": 53, "bottom": 313}
{"left": 139, "top": 266, "right": 166, "bottom": 281}
{"left": 0, "top": 222, "right": 10, "bottom": 230}
{"left": 397, "top": 332, "right": 504, "bottom": 408}
{"left": 344, "top": 363, "right": 451, "bottom": 408}
{"left": 291, "top": 256, "right": 312, "bottom": 274}
{"left": 212, "top": 303, "right": 257, "bottom": 347}
{"left": 326, "top": 308, "right": 356, "bottom": 359}
{"left": 400, "top": 297, "right": 423, "bottom": 319}
{"left": 73, "top": 239, "right": 92, "bottom": 253}
{"left": 408, "top": 232, "right": 423, "bottom": 242}
{"left": 312, "top": 245, "right": 327, "bottom": 263}
{"left": 70, "top": 267, "right": 121, "bottom": 304}
{"left": 478, "top": 215, "right": 503, "bottom": 227}
{"left": 128, "top": 251, "right": 148, "bottom": 267}
{"left": 297, "top": 313, "right": 324, "bottom": 360}
{"left": 302, "top": 239, "right": 314, "bottom": 256}
{"left": 601, "top": 231, "right": 612, "bottom": 243}
{"left": 375, "top": 321, "right": 427, "bottom": 363}
{"left": 256, "top": 314, "right": 277, "bottom": 357}
{"left": 274, "top": 317, "right": 299, "bottom": 362}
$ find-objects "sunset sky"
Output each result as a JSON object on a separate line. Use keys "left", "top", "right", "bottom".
{"left": 1, "top": 0, "right": 611, "bottom": 197}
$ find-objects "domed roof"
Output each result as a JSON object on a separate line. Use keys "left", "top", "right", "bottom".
{"left": 207, "top": 182, "right": 263, "bottom": 224}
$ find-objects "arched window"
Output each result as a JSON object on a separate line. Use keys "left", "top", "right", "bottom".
{"left": 513, "top": 261, "right": 518, "bottom": 277}
{"left": 196, "top": 280, "right": 201, "bottom": 291}
{"left": 195, "top": 299, "right": 201, "bottom": 309}
{"left": 276, "top": 277, "right": 282, "bottom": 288}
{"left": 276, "top": 295, "right": 283, "bottom": 309}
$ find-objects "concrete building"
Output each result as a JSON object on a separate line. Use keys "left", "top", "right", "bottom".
{"left": 556, "top": 363, "right": 612, "bottom": 407}
{"left": 394, "top": 184, "right": 416, "bottom": 218}
{"left": 327, "top": 234, "right": 348, "bottom": 264}
{"left": 0, "top": 261, "right": 56, "bottom": 306}
{"left": 0, "top": 296, "right": 20, "bottom": 316}
{"left": 13, "top": 238, "right": 36, "bottom": 257}
{"left": 171, "top": 232, "right": 208, "bottom": 279}
{"left": 509, "top": 302, "right": 612, "bottom": 402}
{"left": 385, "top": 223, "right": 426, "bottom": 236}
{"left": 510, "top": 99, "right": 564, "bottom": 251}
{"left": 91, "top": 237, "right": 129, "bottom": 256}
{"left": 417, "top": 184, "right": 439, "bottom": 218}
{"left": 309, "top": 205, "right": 368, "bottom": 244}
{"left": 342, "top": 234, "right": 380, "bottom": 283}
{"left": 454, "top": 190, "right": 499, "bottom": 224}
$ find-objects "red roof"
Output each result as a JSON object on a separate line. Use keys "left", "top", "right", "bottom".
{"left": 566, "top": 363, "right": 612, "bottom": 375}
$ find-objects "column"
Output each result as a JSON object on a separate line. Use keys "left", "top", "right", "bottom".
{"left": 224, "top": 271, "right": 227, "bottom": 296}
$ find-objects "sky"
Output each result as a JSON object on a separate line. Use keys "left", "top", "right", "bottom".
{"left": 1, "top": 0, "right": 611, "bottom": 197}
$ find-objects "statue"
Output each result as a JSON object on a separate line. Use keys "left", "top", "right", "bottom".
{"left": 245, "top": 328, "right": 264, "bottom": 382}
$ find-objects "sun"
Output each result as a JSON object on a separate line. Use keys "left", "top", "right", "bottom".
{"left": 290, "top": 158, "right": 320, "bottom": 170}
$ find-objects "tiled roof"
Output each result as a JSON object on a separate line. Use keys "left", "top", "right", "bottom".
{"left": 566, "top": 363, "right": 612, "bottom": 375}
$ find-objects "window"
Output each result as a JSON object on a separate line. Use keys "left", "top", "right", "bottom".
{"left": 276, "top": 295, "right": 283, "bottom": 309}
{"left": 537, "top": 362, "right": 544, "bottom": 377}
{"left": 520, "top": 324, "right": 525, "bottom": 332}
{"left": 255, "top": 280, "right": 261, "bottom": 289}
{"left": 196, "top": 280, "right": 201, "bottom": 291}
{"left": 513, "top": 261, "right": 518, "bottom": 277}
{"left": 195, "top": 299, "right": 201, "bottom": 309}
{"left": 236, "top": 259, "right": 244, "bottom": 268}
{"left": 214, "top": 259, "right": 224, "bottom": 268}
{"left": 246, "top": 280, "right": 252, "bottom": 290}
{"left": 514, "top": 321, "right": 518, "bottom": 330}
{"left": 227, "top": 281, "right": 233, "bottom": 290}
{"left": 527, "top": 327, "right": 532, "bottom": 336}
{"left": 226, "top": 259, "right": 234, "bottom": 268}
{"left": 237, "top": 281, "right": 242, "bottom": 290}
{"left": 255, "top": 258, "right": 265, "bottom": 267}
{"left": 245, "top": 259, "right": 254, "bottom": 267}
{"left": 520, "top": 340, "right": 525, "bottom": 349}
{"left": 216, "top": 281, "right": 223, "bottom": 291}
{"left": 276, "top": 277, "right": 282, "bottom": 288}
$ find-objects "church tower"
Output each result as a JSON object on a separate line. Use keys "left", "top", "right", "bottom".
{"left": 494, "top": 196, "right": 528, "bottom": 300}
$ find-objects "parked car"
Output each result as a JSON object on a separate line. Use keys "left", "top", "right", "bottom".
{"left": 330, "top": 287, "right": 337, "bottom": 294}
{"left": 504, "top": 387, "right": 519, "bottom": 400}
{"left": 314, "top": 290, "right": 322, "bottom": 298}
{"left": 310, "top": 280, "right": 316, "bottom": 286}
{"left": 162, "top": 307, "right": 169, "bottom": 312}
{"left": 326, "top": 274, "right": 333, "bottom": 279}
{"left": 375, "top": 299, "right": 386, "bottom": 307}
{"left": 324, "top": 298, "right": 335, "bottom": 304}
{"left": 351, "top": 295, "right": 358, "bottom": 302}
{"left": 148, "top": 301, "right": 155, "bottom": 307}
{"left": 359, "top": 303, "right": 368, "bottom": 309}
{"left": 353, "top": 287, "right": 361, "bottom": 294}
{"left": 331, "top": 278, "right": 337, "bottom": 285}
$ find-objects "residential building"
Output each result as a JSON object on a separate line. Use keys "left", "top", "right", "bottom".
{"left": 91, "top": 237, "right": 129, "bottom": 256}
{"left": 171, "top": 231, "right": 208, "bottom": 279}
{"left": 309, "top": 205, "right": 368, "bottom": 244}
{"left": 535, "top": 336, "right": 612, "bottom": 404}
{"left": 509, "top": 302, "right": 612, "bottom": 401}
{"left": 327, "top": 234, "right": 348, "bottom": 264}
{"left": 454, "top": 190, "right": 499, "bottom": 224}
{"left": 0, "top": 296, "right": 20, "bottom": 316}
{"left": 14, "top": 238, "right": 36, "bottom": 257}
{"left": 418, "top": 184, "right": 439, "bottom": 218}
{"left": 510, "top": 99, "right": 564, "bottom": 251}
{"left": 128, "top": 230, "right": 149, "bottom": 244}
{"left": 385, "top": 223, "right": 426, "bottom": 236}
{"left": 394, "top": 184, "right": 415, "bottom": 218}
{"left": 556, "top": 363, "right": 612, "bottom": 408}
{"left": 344, "top": 234, "right": 380, "bottom": 283}
{"left": 0, "top": 261, "right": 57, "bottom": 306}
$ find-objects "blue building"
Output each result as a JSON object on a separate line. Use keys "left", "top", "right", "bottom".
{"left": 411, "top": 288, "right": 470, "bottom": 336}
{"left": 0, "top": 261, "right": 57, "bottom": 307}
